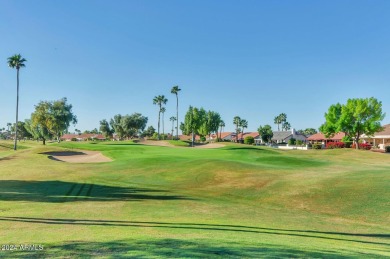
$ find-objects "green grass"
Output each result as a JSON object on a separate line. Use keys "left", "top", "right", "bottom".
{"left": 0, "top": 140, "right": 389, "bottom": 258}
{"left": 166, "top": 140, "right": 190, "bottom": 147}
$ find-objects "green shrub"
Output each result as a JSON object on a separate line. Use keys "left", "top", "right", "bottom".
{"left": 307, "top": 143, "right": 312, "bottom": 148}
{"left": 296, "top": 140, "right": 304, "bottom": 146}
{"left": 244, "top": 136, "right": 255, "bottom": 145}
{"left": 71, "top": 138, "right": 77, "bottom": 141}
{"left": 288, "top": 138, "right": 296, "bottom": 145}
{"left": 385, "top": 146, "right": 390, "bottom": 153}
{"left": 312, "top": 143, "right": 322, "bottom": 149}
{"left": 200, "top": 136, "right": 206, "bottom": 142}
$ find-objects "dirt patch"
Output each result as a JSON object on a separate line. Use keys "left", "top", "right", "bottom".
{"left": 42, "top": 150, "right": 112, "bottom": 163}
{"left": 194, "top": 143, "right": 225, "bottom": 149}
{"left": 140, "top": 140, "right": 174, "bottom": 147}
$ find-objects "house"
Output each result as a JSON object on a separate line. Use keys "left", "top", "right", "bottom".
{"left": 360, "top": 124, "right": 390, "bottom": 150}
{"left": 307, "top": 132, "right": 345, "bottom": 144}
{"left": 270, "top": 129, "right": 307, "bottom": 144}
{"left": 237, "top": 132, "right": 260, "bottom": 142}
{"left": 61, "top": 133, "right": 106, "bottom": 141}
{"left": 209, "top": 132, "right": 234, "bottom": 141}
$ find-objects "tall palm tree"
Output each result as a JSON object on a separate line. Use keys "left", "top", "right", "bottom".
{"left": 279, "top": 113, "right": 287, "bottom": 128}
{"left": 170, "top": 116, "right": 177, "bottom": 140}
{"left": 274, "top": 115, "right": 281, "bottom": 131}
{"left": 7, "top": 123, "right": 11, "bottom": 132}
{"left": 240, "top": 119, "right": 248, "bottom": 141}
{"left": 161, "top": 107, "right": 166, "bottom": 139}
{"left": 171, "top": 86, "right": 181, "bottom": 140}
{"left": 219, "top": 120, "right": 225, "bottom": 140}
{"left": 8, "top": 54, "right": 27, "bottom": 151}
{"left": 153, "top": 95, "right": 168, "bottom": 140}
{"left": 233, "top": 116, "right": 241, "bottom": 143}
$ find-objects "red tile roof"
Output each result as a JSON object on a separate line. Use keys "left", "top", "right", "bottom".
{"left": 238, "top": 132, "right": 259, "bottom": 139}
{"left": 307, "top": 132, "right": 345, "bottom": 141}
{"left": 375, "top": 124, "right": 390, "bottom": 136}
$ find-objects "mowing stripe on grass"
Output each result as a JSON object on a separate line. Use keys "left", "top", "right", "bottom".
{"left": 86, "top": 184, "right": 94, "bottom": 197}
{"left": 76, "top": 183, "right": 86, "bottom": 197}
{"left": 65, "top": 184, "right": 77, "bottom": 197}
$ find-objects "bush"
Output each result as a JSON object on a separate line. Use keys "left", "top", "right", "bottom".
{"left": 71, "top": 138, "right": 77, "bottom": 141}
{"left": 312, "top": 143, "right": 322, "bottom": 149}
{"left": 288, "top": 138, "right": 296, "bottom": 145}
{"left": 351, "top": 143, "right": 372, "bottom": 150}
{"left": 200, "top": 136, "right": 206, "bottom": 142}
{"left": 307, "top": 143, "right": 312, "bottom": 148}
{"left": 296, "top": 140, "right": 304, "bottom": 146}
{"left": 244, "top": 136, "right": 255, "bottom": 145}
{"left": 343, "top": 141, "right": 353, "bottom": 148}
{"left": 386, "top": 146, "right": 390, "bottom": 153}
{"left": 326, "top": 142, "right": 345, "bottom": 149}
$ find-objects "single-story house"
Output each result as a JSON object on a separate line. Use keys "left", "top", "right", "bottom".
{"left": 237, "top": 132, "right": 260, "bottom": 142}
{"left": 360, "top": 124, "right": 390, "bottom": 150}
{"left": 209, "top": 132, "right": 235, "bottom": 141}
{"left": 61, "top": 134, "right": 106, "bottom": 141}
{"left": 271, "top": 129, "right": 307, "bottom": 144}
{"left": 307, "top": 132, "right": 345, "bottom": 144}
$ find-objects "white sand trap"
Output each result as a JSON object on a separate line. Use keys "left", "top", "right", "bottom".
{"left": 194, "top": 143, "right": 225, "bottom": 149}
{"left": 140, "top": 140, "right": 174, "bottom": 147}
{"left": 44, "top": 150, "right": 112, "bottom": 163}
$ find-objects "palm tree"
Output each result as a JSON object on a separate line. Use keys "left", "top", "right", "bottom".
{"left": 8, "top": 54, "right": 27, "bottom": 151}
{"left": 240, "top": 119, "right": 248, "bottom": 141}
{"left": 282, "top": 121, "right": 291, "bottom": 131}
{"left": 219, "top": 120, "right": 225, "bottom": 140}
{"left": 7, "top": 123, "right": 11, "bottom": 132}
{"left": 170, "top": 116, "right": 177, "bottom": 140}
{"left": 161, "top": 107, "right": 166, "bottom": 139}
{"left": 233, "top": 116, "right": 241, "bottom": 143}
{"left": 274, "top": 115, "right": 282, "bottom": 131}
{"left": 171, "top": 86, "right": 181, "bottom": 140}
{"left": 279, "top": 113, "right": 287, "bottom": 127}
{"left": 153, "top": 95, "right": 168, "bottom": 140}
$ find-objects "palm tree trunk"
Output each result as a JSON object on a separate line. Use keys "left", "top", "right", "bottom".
{"left": 171, "top": 121, "right": 174, "bottom": 140}
{"left": 158, "top": 109, "right": 161, "bottom": 140}
{"left": 162, "top": 112, "right": 165, "bottom": 139}
{"left": 14, "top": 69, "right": 19, "bottom": 151}
{"left": 176, "top": 94, "right": 179, "bottom": 140}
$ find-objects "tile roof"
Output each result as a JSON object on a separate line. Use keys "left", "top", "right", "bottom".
{"left": 375, "top": 124, "right": 390, "bottom": 136}
{"left": 271, "top": 131, "right": 292, "bottom": 141}
{"left": 307, "top": 132, "right": 344, "bottom": 141}
{"left": 238, "top": 132, "right": 259, "bottom": 139}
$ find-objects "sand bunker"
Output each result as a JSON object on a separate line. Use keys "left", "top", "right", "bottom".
{"left": 43, "top": 150, "right": 112, "bottom": 163}
{"left": 194, "top": 143, "right": 225, "bottom": 149}
{"left": 140, "top": 140, "right": 174, "bottom": 147}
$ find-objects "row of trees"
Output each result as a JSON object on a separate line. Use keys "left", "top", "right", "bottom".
{"left": 152, "top": 86, "right": 181, "bottom": 140}
{"left": 181, "top": 106, "right": 222, "bottom": 146}
{"left": 99, "top": 113, "right": 148, "bottom": 140}
{"left": 274, "top": 113, "right": 291, "bottom": 131}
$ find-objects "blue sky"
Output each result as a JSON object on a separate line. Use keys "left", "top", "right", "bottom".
{"left": 1, "top": 0, "right": 389, "bottom": 133}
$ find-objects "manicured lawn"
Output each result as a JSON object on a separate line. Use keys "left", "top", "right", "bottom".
{"left": 0, "top": 140, "right": 389, "bottom": 258}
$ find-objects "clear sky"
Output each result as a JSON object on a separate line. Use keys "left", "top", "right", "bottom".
{"left": 1, "top": 0, "right": 389, "bottom": 133}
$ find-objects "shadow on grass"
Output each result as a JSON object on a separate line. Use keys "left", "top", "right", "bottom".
{"left": 2, "top": 239, "right": 362, "bottom": 258}
{"left": 0, "top": 181, "right": 193, "bottom": 203}
{"left": 40, "top": 151, "right": 87, "bottom": 156}
{"left": 0, "top": 156, "right": 13, "bottom": 162}
{"left": 0, "top": 217, "right": 388, "bottom": 247}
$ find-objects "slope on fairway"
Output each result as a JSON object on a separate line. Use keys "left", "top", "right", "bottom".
{"left": 0, "top": 141, "right": 389, "bottom": 258}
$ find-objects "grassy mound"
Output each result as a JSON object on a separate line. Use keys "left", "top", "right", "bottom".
{"left": 0, "top": 141, "right": 389, "bottom": 257}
